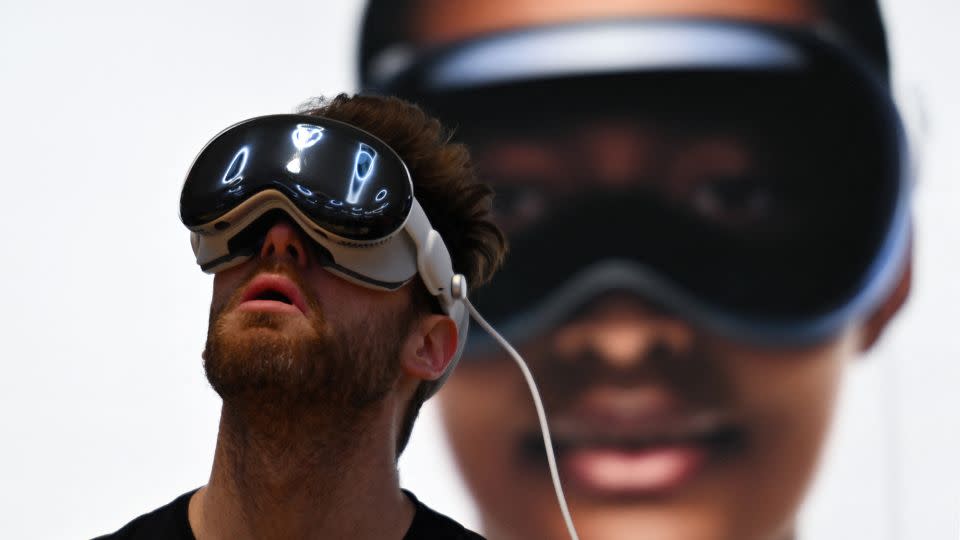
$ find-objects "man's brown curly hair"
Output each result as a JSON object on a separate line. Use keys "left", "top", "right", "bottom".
{"left": 298, "top": 93, "right": 507, "bottom": 455}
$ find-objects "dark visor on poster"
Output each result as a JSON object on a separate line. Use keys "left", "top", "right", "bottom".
{"left": 368, "top": 20, "right": 911, "bottom": 347}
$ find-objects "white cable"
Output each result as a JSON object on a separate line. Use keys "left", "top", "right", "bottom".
{"left": 462, "top": 297, "right": 581, "bottom": 540}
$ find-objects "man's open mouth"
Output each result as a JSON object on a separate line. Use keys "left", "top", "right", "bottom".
{"left": 238, "top": 274, "right": 309, "bottom": 315}
{"left": 255, "top": 290, "right": 294, "bottom": 303}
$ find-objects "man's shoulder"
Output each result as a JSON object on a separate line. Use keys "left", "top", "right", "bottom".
{"left": 93, "top": 490, "right": 197, "bottom": 540}
{"left": 404, "top": 490, "right": 485, "bottom": 540}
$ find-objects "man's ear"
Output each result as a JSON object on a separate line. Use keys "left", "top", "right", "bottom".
{"left": 861, "top": 250, "right": 912, "bottom": 352}
{"left": 401, "top": 314, "right": 459, "bottom": 381}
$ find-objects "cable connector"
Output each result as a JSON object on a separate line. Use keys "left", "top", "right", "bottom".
{"left": 451, "top": 274, "right": 468, "bottom": 300}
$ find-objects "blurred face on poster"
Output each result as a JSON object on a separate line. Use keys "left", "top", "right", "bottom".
{"left": 360, "top": 1, "right": 911, "bottom": 539}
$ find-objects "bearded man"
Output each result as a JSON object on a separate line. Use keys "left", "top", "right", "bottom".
{"left": 97, "top": 93, "right": 506, "bottom": 540}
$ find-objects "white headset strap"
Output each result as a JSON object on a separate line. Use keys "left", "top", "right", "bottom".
{"left": 403, "top": 199, "right": 454, "bottom": 303}
{"left": 402, "top": 198, "right": 470, "bottom": 396}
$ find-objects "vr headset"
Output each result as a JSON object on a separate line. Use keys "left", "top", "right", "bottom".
{"left": 180, "top": 114, "right": 469, "bottom": 396}
{"left": 364, "top": 19, "right": 912, "bottom": 349}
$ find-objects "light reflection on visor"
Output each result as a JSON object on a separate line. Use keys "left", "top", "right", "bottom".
{"left": 181, "top": 115, "right": 414, "bottom": 243}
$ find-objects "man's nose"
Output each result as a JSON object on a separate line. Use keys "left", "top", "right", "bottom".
{"left": 259, "top": 219, "right": 309, "bottom": 268}
{"left": 551, "top": 299, "right": 695, "bottom": 369}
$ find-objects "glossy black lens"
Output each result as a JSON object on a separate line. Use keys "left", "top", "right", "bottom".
{"left": 180, "top": 115, "right": 413, "bottom": 242}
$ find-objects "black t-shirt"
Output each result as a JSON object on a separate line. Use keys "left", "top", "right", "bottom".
{"left": 94, "top": 489, "right": 484, "bottom": 540}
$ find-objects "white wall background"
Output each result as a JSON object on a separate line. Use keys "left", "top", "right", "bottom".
{"left": 0, "top": 1, "right": 957, "bottom": 538}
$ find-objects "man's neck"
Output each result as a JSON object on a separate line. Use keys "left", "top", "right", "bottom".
{"left": 189, "top": 396, "right": 413, "bottom": 540}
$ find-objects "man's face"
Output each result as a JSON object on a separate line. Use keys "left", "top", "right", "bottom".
{"left": 204, "top": 218, "right": 411, "bottom": 412}
{"left": 403, "top": 1, "right": 867, "bottom": 539}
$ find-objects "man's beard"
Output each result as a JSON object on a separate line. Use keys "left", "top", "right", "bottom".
{"left": 203, "top": 260, "right": 408, "bottom": 413}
